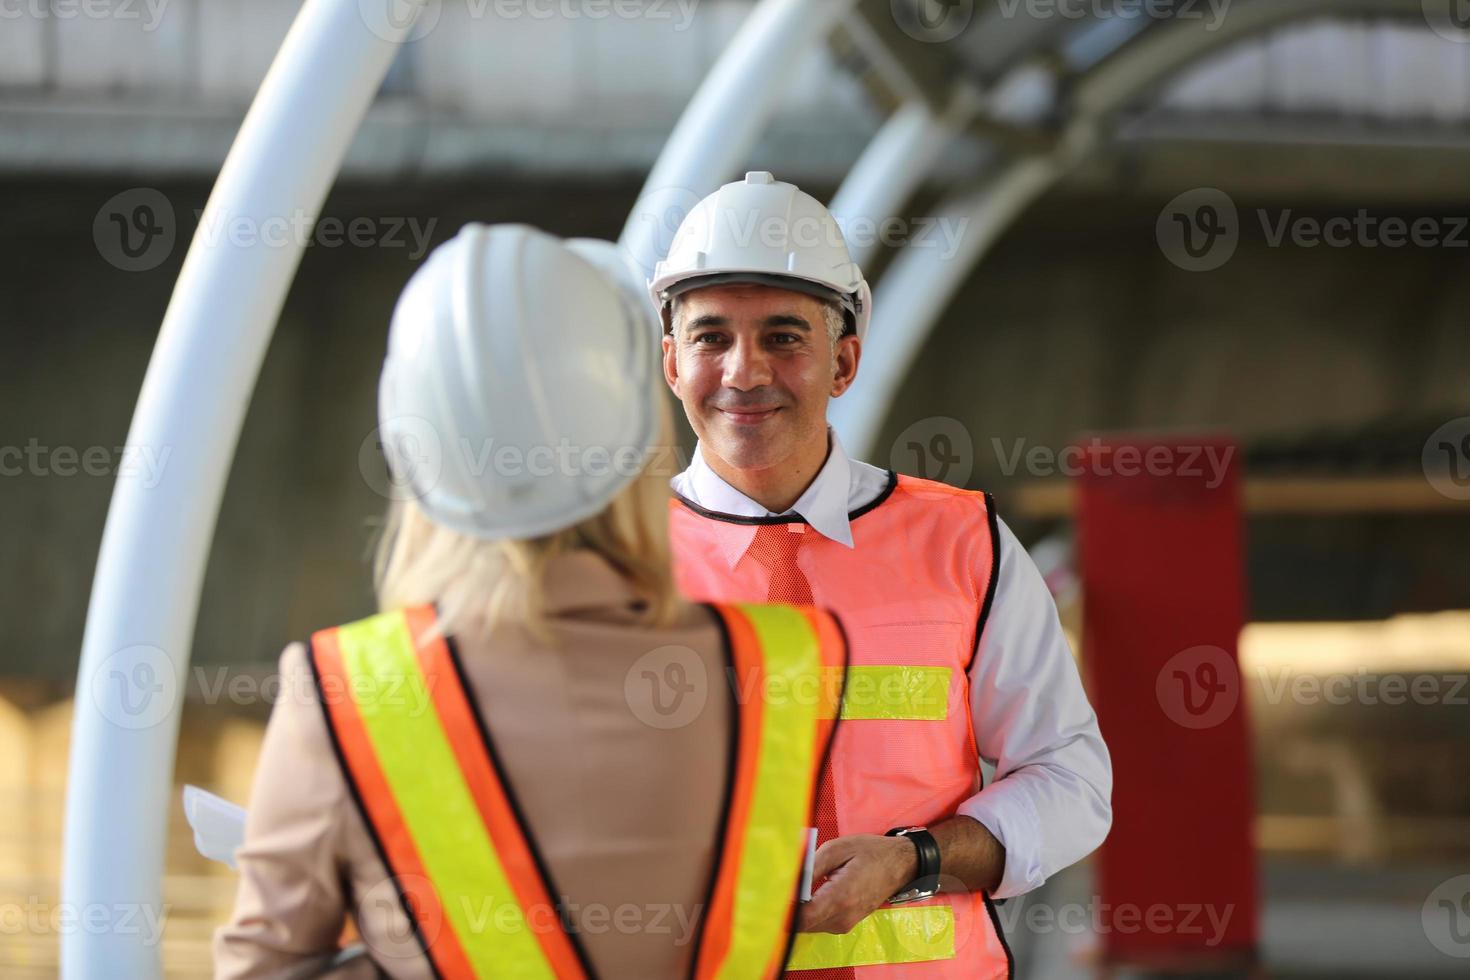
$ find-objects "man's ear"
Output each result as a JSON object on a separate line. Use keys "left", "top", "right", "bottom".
{"left": 830, "top": 334, "right": 861, "bottom": 398}
{"left": 661, "top": 332, "right": 680, "bottom": 395}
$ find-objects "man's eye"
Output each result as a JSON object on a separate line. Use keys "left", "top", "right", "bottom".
{"left": 693, "top": 333, "right": 725, "bottom": 344}
{"left": 771, "top": 333, "right": 799, "bottom": 344}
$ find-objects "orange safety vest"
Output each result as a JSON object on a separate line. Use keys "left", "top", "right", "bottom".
{"left": 309, "top": 601, "right": 845, "bottom": 979}
{"left": 671, "top": 472, "right": 1014, "bottom": 979}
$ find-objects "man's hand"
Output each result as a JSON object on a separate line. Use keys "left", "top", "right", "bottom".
{"left": 795, "top": 834, "right": 916, "bottom": 934}
{"left": 794, "top": 817, "right": 1007, "bottom": 935}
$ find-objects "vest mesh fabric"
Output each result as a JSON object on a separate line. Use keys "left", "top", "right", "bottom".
{"left": 674, "top": 480, "right": 1013, "bottom": 979}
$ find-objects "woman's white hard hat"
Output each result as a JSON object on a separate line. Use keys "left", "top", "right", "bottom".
{"left": 377, "top": 223, "right": 660, "bottom": 540}
{"left": 649, "top": 172, "right": 872, "bottom": 343}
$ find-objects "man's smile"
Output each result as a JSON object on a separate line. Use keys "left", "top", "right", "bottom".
{"left": 717, "top": 406, "right": 783, "bottom": 425}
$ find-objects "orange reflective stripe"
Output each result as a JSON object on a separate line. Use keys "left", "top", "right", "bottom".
{"left": 694, "top": 603, "right": 766, "bottom": 979}
{"left": 402, "top": 606, "right": 587, "bottom": 979}
{"left": 775, "top": 606, "right": 846, "bottom": 979}
{"left": 310, "top": 622, "right": 476, "bottom": 979}
{"left": 695, "top": 602, "right": 847, "bottom": 980}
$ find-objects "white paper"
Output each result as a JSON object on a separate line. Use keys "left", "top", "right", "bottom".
{"left": 798, "top": 827, "right": 818, "bottom": 902}
{"left": 182, "top": 784, "right": 247, "bottom": 869}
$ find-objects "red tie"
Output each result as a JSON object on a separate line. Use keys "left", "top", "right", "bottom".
{"left": 745, "top": 525, "right": 852, "bottom": 980}
{"left": 747, "top": 523, "right": 814, "bottom": 606}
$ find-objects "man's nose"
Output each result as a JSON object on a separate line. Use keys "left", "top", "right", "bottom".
{"left": 721, "top": 335, "right": 774, "bottom": 390}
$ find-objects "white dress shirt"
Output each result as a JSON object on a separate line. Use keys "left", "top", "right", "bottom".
{"left": 671, "top": 429, "right": 1113, "bottom": 900}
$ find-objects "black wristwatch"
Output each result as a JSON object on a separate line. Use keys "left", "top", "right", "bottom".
{"left": 885, "top": 826, "right": 941, "bottom": 903}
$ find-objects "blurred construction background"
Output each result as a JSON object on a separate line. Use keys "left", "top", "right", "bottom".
{"left": 3, "top": 0, "right": 1470, "bottom": 976}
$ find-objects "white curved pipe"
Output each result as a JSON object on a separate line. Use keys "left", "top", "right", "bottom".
{"left": 829, "top": 90, "right": 980, "bottom": 271}
{"left": 60, "top": 0, "right": 414, "bottom": 974}
{"left": 830, "top": 156, "right": 1061, "bottom": 454}
{"left": 619, "top": 0, "right": 858, "bottom": 280}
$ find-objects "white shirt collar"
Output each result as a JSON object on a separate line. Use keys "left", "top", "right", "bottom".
{"left": 677, "top": 427, "right": 858, "bottom": 548}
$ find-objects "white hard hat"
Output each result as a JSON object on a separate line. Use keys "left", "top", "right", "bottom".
{"left": 649, "top": 171, "right": 872, "bottom": 344}
{"left": 377, "top": 223, "right": 659, "bottom": 540}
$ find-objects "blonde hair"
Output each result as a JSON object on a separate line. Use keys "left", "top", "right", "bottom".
{"left": 372, "top": 395, "right": 684, "bottom": 643}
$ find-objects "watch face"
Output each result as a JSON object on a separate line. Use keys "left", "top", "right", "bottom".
{"left": 888, "top": 885, "right": 940, "bottom": 905}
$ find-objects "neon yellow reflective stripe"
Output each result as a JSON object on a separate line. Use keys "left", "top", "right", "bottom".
{"left": 723, "top": 603, "right": 824, "bottom": 979}
{"left": 838, "top": 665, "right": 951, "bottom": 721}
{"left": 337, "top": 611, "right": 555, "bottom": 980}
{"left": 787, "top": 906, "right": 956, "bottom": 970}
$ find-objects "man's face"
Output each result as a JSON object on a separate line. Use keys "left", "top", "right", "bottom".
{"left": 661, "top": 283, "right": 860, "bottom": 472}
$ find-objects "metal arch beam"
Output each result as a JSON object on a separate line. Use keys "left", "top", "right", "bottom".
{"left": 1074, "top": 0, "right": 1430, "bottom": 117}
{"left": 618, "top": 0, "right": 859, "bottom": 282}
{"left": 830, "top": 156, "right": 1062, "bottom": 454}
{"left": 833, "top": 0, "right": 1433, "bottom": 458}
{"left": 829, "top": 88, "right": 982, "bottom": 271}
{"left": 60, "top": 0, "right": 415, "bottom": 975}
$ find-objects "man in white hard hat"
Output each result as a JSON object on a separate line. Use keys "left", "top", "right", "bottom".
{"left": 657, "top": 173, "right": 1112, "bottom": 978}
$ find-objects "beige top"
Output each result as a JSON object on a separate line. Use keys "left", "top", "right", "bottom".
{"left": 214, "top": 552, "right": 732, "bottom": 979}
